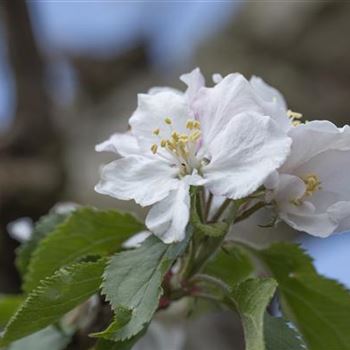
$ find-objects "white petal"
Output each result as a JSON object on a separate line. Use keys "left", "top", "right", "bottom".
{"left": 122, "top": 231, "right": 151, "bottom": 249}
{"left": 129, "top": 91, "right": 194, "bottom": 152}
{"left": 329, "top": 201, "right": 350, "bottom": 234}
{"left": 95, "top": 132, "right": 140, "bottom": 156}
{"left": 212, "top": 73, "right": 223, "bottom": 84}
{"left": 95, "top": 155, "right": 179, "bottom": 206}
{"left": 282, "top": 121, "right": 350, "bottom": 172}
{"left": 203, "top": 113, "right": 291, "bottom": 199}
{"left": 146, "top": 181, "right": 190, "bottom": 243}
{"left": 193, "top": 73, "right": 264, "bottom": 145}
{"left": 180, "top": 67, "right": 205, "bottom": 103}
{"left": 145, "top": 175, "right": 202, "bottom": 243}
{"left": 264, "top": 170, "right": 280, "bottom": 190}
{"left": 281, "top": 211, "right": 338, "bottom": 237}
{"left": 250, "top": 76, "right": 291, "bottom": 131}
{"left": 148, "top": 86, "right": 182, "bottom": 96}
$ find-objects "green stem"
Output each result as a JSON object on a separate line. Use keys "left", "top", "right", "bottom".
{"left": 191, "top": 273, "right": 231, "bottom": 294}
{"left": 210, "top": 198, "right": 232, "bottom": 223}
{"left": 204, "top": 192, "right": 213, "bottom": 221}
{"left": 234, "top": 201, "right": 265, "bottom": 224}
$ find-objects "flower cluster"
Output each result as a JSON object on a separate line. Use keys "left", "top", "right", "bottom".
{"left": 95, "top": 68, "right": 350, "bottom": 243}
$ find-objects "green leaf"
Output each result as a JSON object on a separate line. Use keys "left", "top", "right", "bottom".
{"left": 16, "top": 213, "right": 68, "bottom": 277}
{"left": 205, "top": 246, "right": 254, "bottom": 286}
{"left": 264, "top": 314, "right": 306, "bottom": 350}
{"left": 0, "top": 295, "right": 24, "bottom": 329}
{"left": 97, "top": 234, "right": 190, "bottom": 342}
{"left": 257, "top": 243, "right": 350, "bottom": 350}
{"left": 6, "top": 326, "right": 71, "bottom": 350}
{"left": 0, "top": 259, "right": 106, "bottom": 345}
{"left": 24, "top": 207, "right": 144, "bottom": 292}
{"left": 230, "top": 278, "right": 277, "bottom": 350}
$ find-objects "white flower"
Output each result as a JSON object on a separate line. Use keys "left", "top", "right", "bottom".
{"left": 267, "top": 120, "right": 350, "bottom": 237}
{"left": 95, "top": 68, "right": 291, "bottom": 243}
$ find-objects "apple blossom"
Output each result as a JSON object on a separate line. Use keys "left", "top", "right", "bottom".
{"left": 265, "top": 120, "right": 350, "bottom": 237}
{"left": 95, "top": 68, "right": 291, "bottom": 243}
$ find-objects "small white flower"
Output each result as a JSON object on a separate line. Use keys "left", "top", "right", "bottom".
{"left": 267, "top": 120, "right": 350, "bottom": 237}
{"left": 95, "top": 68, "right": 291, "bottom": 243}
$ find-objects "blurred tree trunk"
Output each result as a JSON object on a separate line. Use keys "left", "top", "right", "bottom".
{"left": 0, "top": 0, "right": 65, "bottom": 293}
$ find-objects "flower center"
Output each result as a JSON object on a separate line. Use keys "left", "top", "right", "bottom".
{"left": 292, "top": 173, "right": 321, "bottom": 206}
{"left": 150, "top": 118, "right": 203, "bottom": 176}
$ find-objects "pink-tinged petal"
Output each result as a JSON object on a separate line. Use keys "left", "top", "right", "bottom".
{"left": 203, "top": 113, "right": 291, "bottom": 199}
{"left": 95, "top": 155, "right": 179, "bottom": 206}
{"left": 95, "top": 132, "right": 140, "bottom": 156}
{"left": 129, "top": 91, "right": 193, "bottom": 152}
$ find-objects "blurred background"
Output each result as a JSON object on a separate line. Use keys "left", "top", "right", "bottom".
{"left": 0, "top": 1, "right": 350, "bottom": 349}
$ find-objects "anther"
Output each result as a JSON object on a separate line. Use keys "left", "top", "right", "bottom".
{"left": 164, "top": 117, "right": 172, "bottom": 125}
{"left": 153, "top": 128, "right": 160, "bottom": 136}
{"left": 193, "top": 120, "right": 201, "bottom": 129}
{"left": 171, "top": 131, "right": 179, "bottom": 141}
{"left": 166, "top": 140, "right": 176, "bottom": 151}
{"left": 160, "top": 139, "right": 167, "bottom": 148}
{"left": 189, "top": 130, "right": 201, "bottom": 142}
{"left": 151, "top": 144, "right": 158, "bottom": 154}
{"left": 186, "top": 119, "right": 195, "bottom": 130}
{"left": 303, "top": 174, "right": 321, "bottom": 196}
{"left": 287, "top": 110, "right": 303, "bottom": 119}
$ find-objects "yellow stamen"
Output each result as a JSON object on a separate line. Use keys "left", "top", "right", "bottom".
{"left": 153, "top": 128, "right": 160, "bottom": 136}
{"left": 292, "top": 120, "right": 302, "bottom": 126}
{"left": 151, "top": 144, "right": 158, "bottom": 154}
{"left": 291, "top": 173, "right": 321, "bottom": 206}
{"left": 303, "top": 174, "right": 321, "bottom": 197}
{"left": 287, "top": 110, "right": 303, "bottom": 119}
{"left": 193, "top": 120, "right": 201, "bottom": 129}
{"left": 288, "top": 109, "right": 304, "bottom": 127}
{"left": 166, "top": 140, "right": 176, "bottom": 151}
{"left": 171, "top": 131, "right": 179, "bottom": 141}
{"left": 164, "top": 117, "right": 172, "bottom": 125}
{"left": 189, "top": 130, "right": 201, "bottom": 142}
{"left": 179, "top": 134, "right": 189, "bottom": 143}
{"left": 160, "top": 139, "right": 167, "bottom": 148}
{"left": 186, "top": 119, "right": 194, "bottom": 130}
